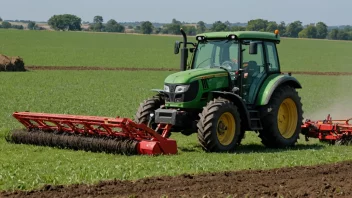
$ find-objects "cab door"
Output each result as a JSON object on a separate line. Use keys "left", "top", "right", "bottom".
{"left": 241, "top": 41, "right": 281, "bottom": 104}
{"left": 241, "top": 41, "right": 267, "bottom": 104}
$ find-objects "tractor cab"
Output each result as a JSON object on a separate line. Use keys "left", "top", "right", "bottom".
{"left": 175, "top": 30, "right": 282, "bottom": 104}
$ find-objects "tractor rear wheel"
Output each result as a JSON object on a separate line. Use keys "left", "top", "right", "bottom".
{"left": 259, "top": 85, "right": 303, "bottom": 148}
{"left": 134, "top": 94, "right": 165, "bottom": 134}
{"left": 197, "top": 97, "right": 241, "bottom": 152}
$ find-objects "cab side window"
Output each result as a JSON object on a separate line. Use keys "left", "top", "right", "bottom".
{"left": 242, "top": 42, "right": 264, "bottom": 66}
{"left": 265, "top": 42, "right": 279, "bottom": 72}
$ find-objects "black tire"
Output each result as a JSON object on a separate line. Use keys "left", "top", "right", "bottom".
{"left": 258, "top": 85, "right": 303, "bottom": 148}
{"left": 134, "top": 94, "right": 165, "bottom": 134}
{"left": 197, "top": 97, "right": 242, "bottom": 152}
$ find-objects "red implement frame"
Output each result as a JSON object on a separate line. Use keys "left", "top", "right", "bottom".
{"left": 12, "top": 112, "right": 177, "bottom": 155}
{"left": 302, "top": 114, "right": 352, "bottom": 142}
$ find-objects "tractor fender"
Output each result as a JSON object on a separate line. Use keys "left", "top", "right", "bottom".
{"left": 211, "top": 91, "right": 251, "bottom": 130}
{"left": 256, "top": 74, "right": 302, "bottom": 106}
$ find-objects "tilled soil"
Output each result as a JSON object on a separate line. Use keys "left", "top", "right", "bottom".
{"left": 1, "top": 160, "right": 351, "bottom": 198}
{"left": 25, "top": 66, "right": 352, "bottom": 75}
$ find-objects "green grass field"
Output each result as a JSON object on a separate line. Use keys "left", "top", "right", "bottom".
{"left": 1, "top": 29, "right": 352, "bottom": 192}
{"left": 1, "top": 29, "right": 352, "bottom": 72}
{"left": 1, "top": 70, "right": 352, "bottom": 191}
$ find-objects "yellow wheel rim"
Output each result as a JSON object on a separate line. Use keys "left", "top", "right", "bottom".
{"left": 217, "top": 112, "right": 235, "bottom": 146}
{"left": 277, "top": 98, "right": 298, "bottom": 139}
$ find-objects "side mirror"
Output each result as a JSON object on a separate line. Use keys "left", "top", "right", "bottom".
{"left": 249, "top": 42, "right": 258, "bottom": 55}
{"left": 174, "top": 41, "right": 180, "bottom": 54}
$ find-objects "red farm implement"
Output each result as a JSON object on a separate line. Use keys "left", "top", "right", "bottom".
{"left": 6, "top": 111, "right": 352, "bottom": 156}
{"left": 302, "top": 114, "right": 352, "bottom": 145}
{"left": 7, "top": 112, "right": 177, "bottom": 155}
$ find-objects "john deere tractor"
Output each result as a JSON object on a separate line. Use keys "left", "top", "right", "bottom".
{"left": 134, "top": 29, "right": 303, "bottom": 152}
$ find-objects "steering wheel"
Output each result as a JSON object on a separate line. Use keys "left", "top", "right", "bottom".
{"left": 221, "top": 60, "right": 238, "bottom": 70}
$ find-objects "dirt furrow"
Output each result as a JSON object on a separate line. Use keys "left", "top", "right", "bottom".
{"left": 2, "top": 160, "right": 351, "bottom": 198}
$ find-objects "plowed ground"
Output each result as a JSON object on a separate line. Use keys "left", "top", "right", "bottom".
{"left": 1, "top": 161, "right": 351, "bottom": 198}
{"left": 25, "top": 66, "right": 352, "bottom": 75}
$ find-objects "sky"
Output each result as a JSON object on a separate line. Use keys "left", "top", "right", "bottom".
{"left": 1, "top": 0, "right": 351, "bottom": 26}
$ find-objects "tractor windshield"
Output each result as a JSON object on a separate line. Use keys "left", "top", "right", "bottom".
{"left": 192, "top": 40, "right": 239, "bottom": 72}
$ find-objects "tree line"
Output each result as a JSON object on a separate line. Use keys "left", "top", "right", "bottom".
{"left": 1, "top": 14, "right": 352, "bottom": 41}
{"left": 0, "top": 17, "right": 24, "bottom": 30}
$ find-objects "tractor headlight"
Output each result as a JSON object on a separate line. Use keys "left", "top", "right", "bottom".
{"left": 164, "top": 85, "right": 170, "bottom": 92}
{"left": 175, "top": 85, "right": 190, "bottom": 93}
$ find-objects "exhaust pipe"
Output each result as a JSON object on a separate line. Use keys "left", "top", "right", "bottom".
{"left": 180, "top": 28, "right": 188, "bottom": 71}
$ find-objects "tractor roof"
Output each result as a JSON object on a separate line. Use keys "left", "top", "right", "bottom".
{"left": 196, "top": 31, "right": 280, "bottom": 42}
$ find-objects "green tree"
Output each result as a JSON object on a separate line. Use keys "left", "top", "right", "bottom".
{"left": 27, "top": 21, "right": 36, "bottom": 30}
{"left": 12, "top": 25, "right": 24, "bottom": 30}
{"left": 230, "top": 26, "right": 246, "bottom": 31}
{"left": 182, "top": 25, "right": 197, "bottom": 36}
{"left": 305, "top": 25, "right": 317, "bottom": 38}
{"left": 164, "top": 18, "right": 182, "bottom": 35}
{"left": 344, "top": 25, "right": 352, "bottom": 32}
{"left": 134, "top": 25, "right": 141, "bottom": 33}
{"left": 298, "top": 29, "right": 307, "bottom": 38}
{"left": 266, "top": 21, "right": 278, "bottom": 32}
{"left": 328, "top": 29, "right": 339, "bottom": 40}
{"left": 337, "top": 30, "right": 349, "bottom": 40}
{"left": 172, "top": 18, "right": 181, "bottom": 25}
{"left": 2, "top": 21, "right": 11, "bottom": 29}
{"left": 197, "top": 21, "right": 206, "bottom": 33}
{"left": 48, "top": 14, "right": 82, "bottom": 31}
{"left": 140, "top": 21, "right": 153, "bottom": 34}
{"left": 0, "top": 17, "right": 2, "bottom": 22}
{"left": 105, "top": 19, "right": 125, "bottom": 32}
{"left": 315, "top": 22, "right": 328, "bottom": 39}
{"left": 161, "top": 27, "right": 169, "bottom": 34}
{"left": 224, "top": 20, "right": 231, "bottom": 29}
{"left": 285, "top": 21, "right": 303, "bottom": 38}
{"left": 211, "top": 21, "right": 228, "bottom": 32}
{"left": 94, "top": 16, "right": 103, "bottom": 23}
{"left": 246, "top": 19, "right": 268, "bottom": 31}
{"left": 91, "top": 15, "right": 104, "bottom": 32}
{"left": 298, "top": 25, "right": 317, "bottom": 38}
{"left": 347, "top": 32, "right": 352, "bottom": 40}
{"left": 154, "top": 27, "right": 162, "bottom": 34}
{"left": 277, "top": 21, "right": 286, "bottom": 36}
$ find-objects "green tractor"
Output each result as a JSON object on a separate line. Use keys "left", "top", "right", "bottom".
{"left": 135, "top": 29, "right": 303, "bottom": 152}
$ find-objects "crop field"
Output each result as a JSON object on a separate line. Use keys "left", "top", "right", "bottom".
{"left": 1, "top": 29, "right": 352, "bottom": 72}
{"left": 1, "top": 29, "right": 352, "bottom": 197}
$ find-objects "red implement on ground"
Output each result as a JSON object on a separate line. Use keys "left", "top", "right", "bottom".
{"left": 302, "top": 114, "right": 352, "bottom": 145}
{"left": 10, "top": 112, "right": 177, "bottom": 155}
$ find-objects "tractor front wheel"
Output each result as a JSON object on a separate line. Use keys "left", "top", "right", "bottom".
{"left": 259, "top": 85, "right": 303, "bottom": 148}
{"left": 197, "top": 98, "right": 241, "bottom": 152}
{"left": 134, "top": 94, "right": 165, "bottom": 135}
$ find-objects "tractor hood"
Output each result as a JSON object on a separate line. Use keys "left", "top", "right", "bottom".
{"left": 164, "top": 68, "right": 228, "bottom": 84}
